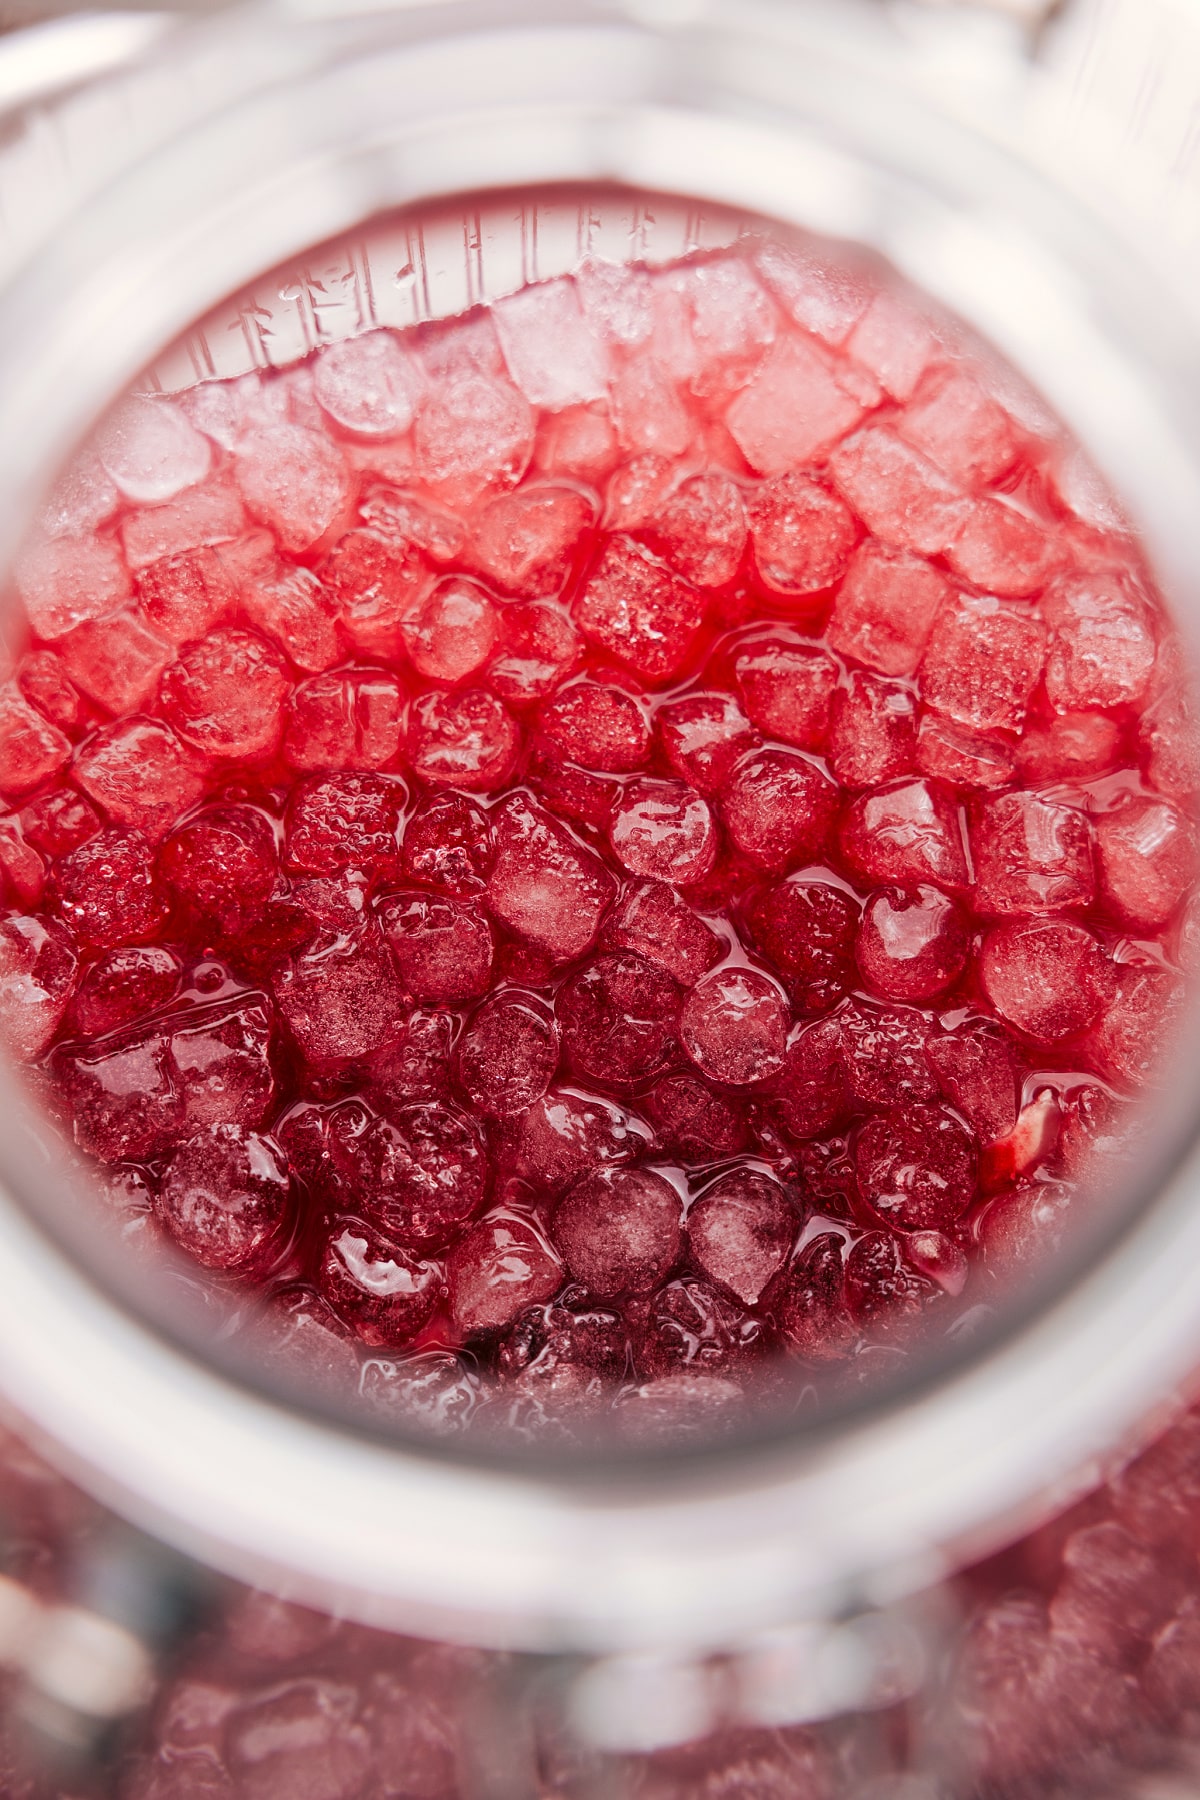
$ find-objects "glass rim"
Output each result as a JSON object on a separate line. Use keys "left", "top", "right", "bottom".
{"left": 0, "top": 0, "right": 1198, "bottom": 1647}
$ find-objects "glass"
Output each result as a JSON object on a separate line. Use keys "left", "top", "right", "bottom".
{"left": 0, "top": 0, "right": 1197, "bottom": 1719}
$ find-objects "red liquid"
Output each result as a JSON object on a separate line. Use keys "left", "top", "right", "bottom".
{"left": 0, "top": 224, "right": 1194, "bottom": 1443}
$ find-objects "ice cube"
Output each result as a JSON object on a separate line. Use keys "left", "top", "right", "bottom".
{"left": 413, "top": 371, "right": 535, "bottom": 506}
{"left": 828, "top": 427, "right": 965, "bottom": 557}
{"left": 648, "top": 473, "right": 746, "bottom": 589}
{"left": 656, "top": 691, "right": 759, "bottom": 795}
{"left": 274, "top": 922, "right": 409, "bottom": 1062}
{"left": 284, "top": 772, "right": 404, "bottom": 880}
{"left": 0, "top": 680, "right": 71, "bottom": 798}
{"left": 753, "top": 241, "right": 869, "bottom": 345}
{"left": 1043, "top": 573, "right": 1158, "bottom": 711}
{"left": 551, "top": 1166, "right": 681, "bottom": 1299}
{"left": 746, "top": 473, "right": 857, "bottom": 596}
{"left": 508, "top": 1086, "right": 651, "bottom": 1191}
{"left": 680, "top": 966, "right": 790, "bottom": 1086}
{"left": 611, "top": 359, "right": 692, "bottom": 458}
{"left": 1095, "top": 793, "right": 1196, "bottom": 929}
{"left": 52, "top": 826, "right": 166, "bottom": 950}
{"left": 945, "top": 498, "right": 1054, "bottom": 596}
{"left": 721, "top": 749, "right": 838, "bottom": 873}
{"left": 486, "top": 792, "right": 615, "bottom": 962}
{"left": 979, "top": 919, "right": 1112, "bottom": 1045}
{"left": 600, "top": 881, "right": 722, "bottom": 988}
{"left": 727, "top": 335, "right": 865, "bottom": 474}
{"left": 745, "top": 878, "right": 858, "bottom": 1015}
{"left": 15, "top": 533, "right": 131, "bottom": 640}
{"left": 0, "top": 912, "right": 77, "bottom": 1059}
{"left": 855, "top": 1104, "right": 975, "bottom": 1231}
{"left": 240, "top": 562, "right": 339, "bottom": 675}
{"left": 96, "top": 396, "right": 212, "bottom": 504}
{"left": 916, "top": 713, "right": 1014, "bottom": 790}
{"left": 735, "top": 643, "right": 839, "bottom": 751}
{"left": 574, "top": 535, "right": 706, "bottom": 684}
{"left": 312, "top": 329, "right": 421, "bottom": 438}
{"left": 854, "top": 883, "right": 969, "bottom": 1002}
{"left": 454, "top": 991, "right": 558, "bottom": 1118}
{"left": 321, "top": 529, "right": 430, "bottom": 663}
{"left": 378, "top": 891, "right": 494, "bottom": 1004}
{"left": 283, "top": 669, "right": 405, "bottom": 774}
{"left": 73, "top": 719, "right": 207, "bottom": 841}
{"left": 121, "top": 480, "right": 247, "bottom": 571}
{"left": 484, "top": 599, "right": 582, "bottom": 702}
{"left": 971, "top": 791, "right": 1096, "bottom": 916}
{"left": 468, "top": 485, "right": 593, "bottom": 597}
{"left": 538, "top": 682, "right": 650, "bottom": 774}
{"left": 159, "top": 626, "right": 291, "bottom": 760}
{"left": 318, "top": 1219, "right": 441, "bottom": 1347}
{"left": 403, "top": 577, "right": 500, "bottom": 684}
{"left": 408, "top": 689, "right": 520, "bottom": 791}
{"left": 828, "top": 671, "right": 917, "bottom": 788}
{"left": 136, "top": 547, "right": 236, "bottom": 644}
{"left": 58, "top": 609, "right": 172, "bottom": 715}
{"left": 827, "top": 539, "right": 951, "bottom": 677}
{"left": 557, "top": 951, "right": 680, "bottom": 1087}
{"left": 898, "top": 372, "right": 1018, "bottom": 488}
{"left": 840, "top": 777, "right": 968, "bottom": 889}
{"left": 609, "top": 778, "right": 717, "bottom": 886}
{"left": 233, "top": 423, "right": 355, "bottom": 553}
{"left": 921, "top": 596, "right": 1047, "bottom": 733}
{"left": 493, "top": 278, "right": 611, "bottom": 410}
{"left": 447, "top": 1213, "right": 563, "bottom": 1337}
{"left": 400, "top": 792, "right": 493, "bottom": 896}
{"left": 685, "top": 1169, "right": 795, "bottom": 1307}
{"left": 846, "top": 290, "right": 938, "bottom": 400}
{"left": 71, "top": 944, "right": 180, "bottom": 1038}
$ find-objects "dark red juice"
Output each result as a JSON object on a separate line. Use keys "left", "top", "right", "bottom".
{"left": 0, "top": 216, "right": 1193, "bottom": 1449}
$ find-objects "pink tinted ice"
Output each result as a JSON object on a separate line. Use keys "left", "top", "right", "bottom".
{"left": 736, "top": 643, "right": 838, "bottom": 749}
{"left": 486, "top": 794, "right": 614, "bottom": 962}
{"left": 722, "top": 749, "right": 837, "bottom": 872}
{"left": 283, "top": 670, "right": 405, "bottom": 773}
{"left": 855, "top": 884, "right": 968, "bottom": 1002}
{"left": 0, "top": 913, "right": 77, "bottom": 1058}
{"left": 608, "top": 779, "right": 717, "bottom": 885}
{"left": 157, "top": 1124, "right": 290, "bottom": 1276}
{"left": 275, "top": 923, "right": 408, "bottom": 1062}
{"left": 681, "top": 967, "right": 790, "bottom": 1086}
{"left": 552, "top": 1166, "right": 682, "bottom": 1299}
{"left": 233, "top": 424, "right": 354, "bottom": 552}
{"left": 746, "top": 475, "right": 856, "bottom": 595}
{"left": 16, "top": 534, "right": 131, "bottom": 640}
{"left": 74, "top": 719, "right": 207, "bottom": 840}
{"left": 447, "top": 1214, "right": 563, "bottom": 1337}
{"left": 96, "top": 397, "right": 212, "bottom": 504}
{"left": 0, "top": 682, "right": 71, "bottom": 798}
{"left": 727, "top": 335, "right": 865, "bottom": 474}
{"left": 685, "top": 1169, "right": 795, "bottom": 1306}
{"left": 404, "top": 578, "right": 500, "bottom": 684}
{"left": 827, "top": 541, "right": 950, "bottom": 677}
{"left": 407, "top": 690, "right": 519, "bottom": 790}
{"left": 311, "top": 330, "right": 421, "bottom": 438}
{"left": 454, "top": 992, "right": 558, "bottom": 1118}
{"left": 493, "top": 279, "right": 611, "bottom": 410}
{"left": 413, "top": 371, "right": 534, "bottom": 506}
{"left": 574, "top": 536, "right": 706, "bottom": 683}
